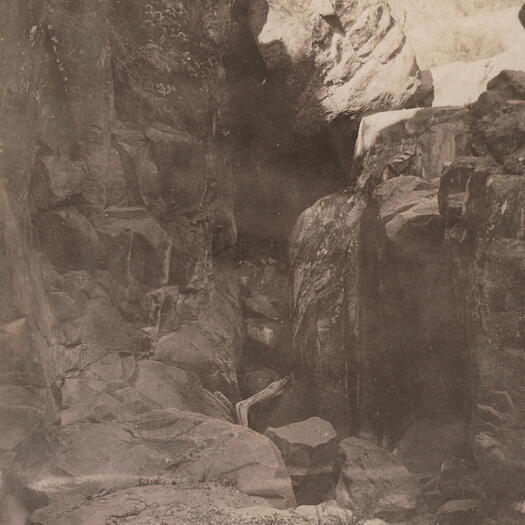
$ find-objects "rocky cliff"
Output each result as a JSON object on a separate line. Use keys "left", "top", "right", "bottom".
{"left": 1, "top": 1, "right": 525, "bottom": 524}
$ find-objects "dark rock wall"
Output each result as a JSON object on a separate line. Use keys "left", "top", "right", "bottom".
{"left": 0, "top": 0, "right": 243, "bottom": 475}
{"left": 290, "top": 70, "right": 525, "bottom": 504}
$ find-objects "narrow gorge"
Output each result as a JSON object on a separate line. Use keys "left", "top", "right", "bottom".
{"left": 1, "top": 1, "right": 525, "bottom": 524}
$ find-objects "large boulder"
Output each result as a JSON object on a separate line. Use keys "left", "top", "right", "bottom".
{"left": 265, "top": 417, "right": 339, "bottom": 504}
{"left": 14, "top": 408, "right": 296, "bottom": 513}
{"left": 248, "top": 0, "right": 420, "bottom": 135}
{"left": 336, "top": 437, "right": 420, "bottom": 522}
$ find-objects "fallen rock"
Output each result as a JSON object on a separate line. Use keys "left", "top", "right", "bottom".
{"left": 436, "top": 499, "right": 480, "bottom": 525}
{"left": 336, "top": 437, "right": 420, "bottom": 522}
{"left": 265, "top": 417, "right": 338, "bottom": 504}
{"left": 290, "top": 106, "right": 471, "bottom": 438}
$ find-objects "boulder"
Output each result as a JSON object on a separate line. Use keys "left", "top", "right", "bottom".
{"left": 133, "top": 360, "right": 233, "bottom": 420}
{"left": 248, "top": 0, "right": 420, "bottom": 134}
{"left": 290, "top": 106, "right": 472, "bottom": 438}
{"left": 289, "top": 191, "right": 362, "bottom": 433}
{"left": 336, "top": 437, "right": 420, "bottom": 522}
{"left": 15, "top": 409, "right": 296, "bottom": 512}
{"left": 265, "top": 417, "right": 338, "bottom": 504}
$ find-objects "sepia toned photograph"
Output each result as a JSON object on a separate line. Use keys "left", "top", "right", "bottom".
{"left": 1, "top": 1, "right": 525, "bottom": 523}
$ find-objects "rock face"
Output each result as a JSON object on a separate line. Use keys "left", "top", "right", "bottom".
{"left": 290, "top": 69, "right": 525, "bottom": 510}
{"left": 0, "top": 0, "right": 243, "bottom": 476}
{"left": 440, "top": 72, "right": 525, "bottom": 501}
{"left": 15, "top": 408, "right": 296, "bottom": 514}
{"left": 265, "top": 417, "right": 338, "bottom": 504}
{"left": 336, "top": 437, "right": 420, "bottom": 521}
{"left": 2, "top": 0, "right": 525, "bottom": 522}
{"left": 290, "top": 106, "right": 472, "bottom": 438}
{"left": 248, "top": 0, "right": 420, "bottom": 135}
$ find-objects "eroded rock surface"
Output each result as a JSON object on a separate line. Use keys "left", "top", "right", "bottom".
{"left": 15, "top": 408, "right": 295, "bottom": 515}
{"left": 336, "top": 437, "right": 420, "bottom": 522}
{"left": 290, "top": 68, "right": 525, "bottom": 511}
{"left": 265, "top": 417, "right": 338, "bottom": 504}
{"left": 248, "top": 0, "right": 420, "bottom": 135}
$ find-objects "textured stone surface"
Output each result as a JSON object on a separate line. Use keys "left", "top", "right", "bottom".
{"left": 30, "top": 484, "right": 355, "bottom": 525}
{"left": 15, "top": 408, "right": 295, "bottom": 513}
{"left": 248, "top": 0, "right": 420, "bottom": 135}
{"left": 290, "top": 106, "right": 472, "bottom": 438}
{"left": 336, "top": 437, "right": 420, "bottom": 521}
{"left": 265, "top": 417, "right": 338, "bottom": 504}
{"left": 0, "top": 6, "right": 245, "bottom": 524}
{"left": 437, "top": 72, "right": 525, "bottom": 500}
{"left": 290, "top": 70, "right": 525, "bottom": 510}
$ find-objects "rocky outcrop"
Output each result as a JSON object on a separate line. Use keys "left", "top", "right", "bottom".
{"left": 439, "top": 71, "right": 525, "bottom": 501}
{"left": 290, "top": 69, "right": 525, "bottom": 516}
{"left": 290, "top": 106, "right": 472, "bottom": 438}
{"left": 2, "top": 0, "right": 525, "bottom": 522}
{"left": 248, "top": 0, "right": 420, "bottom": 135}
